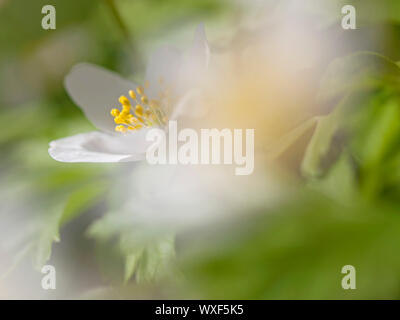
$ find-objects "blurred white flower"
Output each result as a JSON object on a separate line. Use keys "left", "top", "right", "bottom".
{"left": 109, "top": 162, "right": 278, "bottom": 234}
{"left": 49, "top": 24, "right": 209, "bottom": 163}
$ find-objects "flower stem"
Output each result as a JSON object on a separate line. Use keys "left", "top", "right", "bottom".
{"left": 104, "top": 0, "right": 131, "bottom": 41}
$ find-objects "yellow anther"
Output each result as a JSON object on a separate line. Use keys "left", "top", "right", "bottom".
{"left": 114, "top": 116, "right": 125, "bottom": 125}
{"left": 119, "top": 95, "right": 130, "bottom": 106}
{"left": 127, "top": 123, "right": 143, "bottom": 131}
{"left": 115, "top": 125, "right": 127, "bottom": 133}
{"left": 141, "top": 95, "right": 149, "bottom": 104}
{"left": 111, "top": 83, "right": 169, "bottom": 134}
{"left": 129, "top": 90, "right": 136, "bottom": 100}
{"left": 110, "top": 108, "right": 120, "bottom": 117}
{"left": 135, "top": 104, "right": 144, "bottom": 116}
{"left": 122, "top": 105, "right": 131, "bottom": 113}
{"left": 136, "top": 86, "right": 144, "bottom": 95}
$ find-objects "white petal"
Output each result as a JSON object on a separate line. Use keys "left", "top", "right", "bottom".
{"left": 48, "top": 130, "right": 152, "bottom": 163}
{"left": 144, "top": 46, "right": 182, "bottom": 100}
{"left": 64, "top": 63, "right": 138, "bottom": 133}
{"left": 170, "top": 24, "right": 210, "bottom": 119}
{"left": 176, "top": 23, "right": 210, "bottom": 90}
{"left": 186, "top": 23, "right": 210, "bottom": 69}
{"left": 174, "top": 23, "right": 210, "bottom": 104}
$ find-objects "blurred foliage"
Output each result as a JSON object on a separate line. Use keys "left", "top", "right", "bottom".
{"left": 0, "top": 0, "right": 231, "bottom": 298}
{"left": 182, "top": 195, "right": 400, "bottom": 299}
{"left": 2, "top": 0, "right": 400, "bottom": 299}
{"left": 181, "top": 51, "right": 400, "bottom": 299}
{"left": 87, "top": 211, "right": 176, "bottom": 284}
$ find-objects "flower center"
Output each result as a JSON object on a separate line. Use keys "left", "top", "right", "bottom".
{"left": 110, "top": 80, "right": 170, "bottom": 133}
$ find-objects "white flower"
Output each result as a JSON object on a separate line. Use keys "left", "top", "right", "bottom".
{"left": 49, "top": 24, "right": 210, "bottom": 163}
{"left": 115, "top": 163, "right": 277, "bottom": 232}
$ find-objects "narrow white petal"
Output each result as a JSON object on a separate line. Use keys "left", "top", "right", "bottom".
{"left": 145, "top": 24, "right": 210, "bottom": 119}
{"left": 48, "top": 131, "right": 150, "bottom": 163}
{"left": 49, "top": 146, "right": 139, "bottom": 163}
{"left": 188, "top": 22, "right": 210, "bottom": 68}
{"left": 171, "top": 23, "right": 211, "bottom": 118}
{"left": 144, "top": 46, "right": 182, "bottom": 99}
{"left": 64, "top": 63, "right": 137, "bottom": 133}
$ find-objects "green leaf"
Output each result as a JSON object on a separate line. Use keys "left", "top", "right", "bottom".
{"left": 86, "top": 211, "right": 132, "bottom": 241}
{"left": 135, "top": 235, "right": 175, "bottom": 283}
{"left": 350, "top": 97, "right": 400, "bottom": 199}
{"left": 88, "top": 211, "right": 176, "bottom": 283}
{"left": 60, "top": 181, "right": 108, "bottom": 226}
{"left": 32, "top": 204, "right": 64, "bottom": 269}
{"left": 124, "top": 251, "right": 143, "bottom": 284}
{"left": 358, "top": 99, "right": 400, "bottom": 169}
{"left": 318, "top": 52, "right": 400, "bottom": 104}
{"left": 307, "top": 153, "right": 357, "bottom": 204}
{"left": 31, "top": 181, "right": 107, "bottom": 270}
{"left": 301, "top": 98, "right": 347, "bottom": 178}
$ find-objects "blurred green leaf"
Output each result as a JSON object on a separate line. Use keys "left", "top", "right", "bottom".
{"left": 32, "top": 203, "right": 64, "bottom": 269}
{"left": 318, "top": 52, "right": 400, "bottom": 104}
{"left": 301, "top": 114, "right": 339, "bottom": 178}
{"left": 87, "top": 211, "right": 131, "bottom": 240}
{"left": 124, "top": 251, "right": 143, "bottom": 284}
{"left": 88, "top": 211, "right": 176, "bottom": 283}
{"left": 356, "top": 99, "right": 400, "bottom": 168}
{"left": 60, "top": 180, "right": 108, "bottom": 226}
{"left": 134, "top": 235, "right": 175, "bottom": 283}
{"left": 28, "top": 179, "right": 108, "bottom": 269}
{"left": 307, "top": 153, "right": 357, "bottom": 204}
{"left": 182, "top": 195, "right": 400, "bottom": 299}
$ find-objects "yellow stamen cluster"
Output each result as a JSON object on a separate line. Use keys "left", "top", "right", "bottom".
{"left": 110, "top": 83, "right": 167, "bottom": 133}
